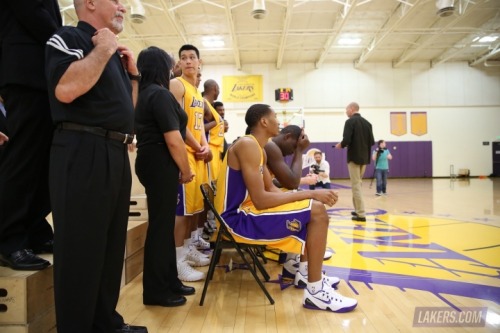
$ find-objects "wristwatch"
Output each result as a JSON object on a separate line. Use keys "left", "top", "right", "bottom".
{"left": 128, "top": 72, "right": 142, "bottom": 82}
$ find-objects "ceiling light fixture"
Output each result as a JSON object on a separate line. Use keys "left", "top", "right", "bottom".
{"left": 338, "top": 37, "right": 362, "bottom": 45}
{"left": 435, "top": 0, "right": 455, "bottom": 18}
{"left": 202, "top": 37, "right": 225, "bottom": 48}
{"left": 478, "top": 36, "right": 498, "bottom": 43}
{"left": 251, "top": 0, "right": 267, "bottom": 19}
{"left": 130, "top": 0, "right": 146, "bottom": 24}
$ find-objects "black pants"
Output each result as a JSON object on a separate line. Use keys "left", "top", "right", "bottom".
{"left": 0, "top": 86, "right": 53, "bottom": 255}
{"left": 50, "top": 130, "right": 131, "bottom": 333}
{"left": 135, "top": 144, "right": 183, "bottom": 302}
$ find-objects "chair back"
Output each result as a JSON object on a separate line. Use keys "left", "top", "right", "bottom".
{"left": 198, "top": 183, "right": 275, "bottom": 305}
{"left": 200, "top": 183, "right": 224, "bottom": 229}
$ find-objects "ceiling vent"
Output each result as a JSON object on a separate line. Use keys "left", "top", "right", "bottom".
{"left": 436, "top": 0, "right": 455, "bottom": 17}
{"left": 130, "top": 0, "right": 146, "bottom": 23}
{"left": 251, "top": 0, "right": 267, "bottom": 19}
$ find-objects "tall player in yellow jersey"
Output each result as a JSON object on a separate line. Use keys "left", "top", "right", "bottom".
{"left": 170, "top": 45, "right": 211, "bottom": 282}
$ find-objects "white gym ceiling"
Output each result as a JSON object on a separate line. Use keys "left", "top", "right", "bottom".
{"left": 59, "top": 0, "right": 500, "bottom": 69}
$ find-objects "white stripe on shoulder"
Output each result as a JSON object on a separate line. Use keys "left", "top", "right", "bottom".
{"left": 46, "top": 34, "right": 84, "bottom": 59}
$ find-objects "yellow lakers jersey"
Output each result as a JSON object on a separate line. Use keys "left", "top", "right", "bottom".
{"left": 178, "top": 76, "right": 204, "bottom": 153}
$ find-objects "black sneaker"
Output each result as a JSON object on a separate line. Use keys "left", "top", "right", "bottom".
{"left": 352, "top": 216, "right": 366, "bottom": 222}
{"left": 351, "top": 211, "right": 358, "bottom": 217}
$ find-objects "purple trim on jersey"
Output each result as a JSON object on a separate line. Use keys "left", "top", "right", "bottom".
{"left": 175, "top": 183, "right": 185, "bottom": 216}
{"left": 221, "top": 167, "right": 311, "bottom": 242}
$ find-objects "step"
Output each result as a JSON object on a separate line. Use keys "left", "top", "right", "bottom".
{"left": 0, "top": 254, "right": 55, "bottom": 332}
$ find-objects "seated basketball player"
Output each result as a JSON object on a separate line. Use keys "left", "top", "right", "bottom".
{"left": 215, "top": 104, "right": 357, "bottom": 312}
{"left": 264, "top": 125, "right": 339, "bottom": 286}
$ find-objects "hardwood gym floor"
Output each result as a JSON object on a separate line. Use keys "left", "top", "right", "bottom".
{"left": 117, "top": 178, "right": 500, "bottom": 332}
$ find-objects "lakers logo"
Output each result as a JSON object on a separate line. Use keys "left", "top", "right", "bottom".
{"left": 190, "top": 97, "right": 203, "bottom": 108}
{"left": 323, "top": 208, "right": 500, "bottom": 305}
{"left": 286, "top": 219, "right": 302, "bottom": 232}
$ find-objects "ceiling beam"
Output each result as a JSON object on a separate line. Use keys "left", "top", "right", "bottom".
{"left": 393, "top": 0, "right": 482, "bottom": 68}
{"left": 224, "top": 0, "right": 242, "bottom": 69}
{"left": 314, "top": 0, "right": 360, "bottom": 69}
{"left": 158, "top": 0, "right": 189, "bottom": 44}
{"left": 276, "top": 0, "right": 295, "bottom": 69}
{"left": 431, "top": 16, "right": 500, "bottom": 66}
{"left": 354, "top": 0, "right": 422, "bottom": 69}
{"left": 469, "top": 42, "right": 500, "bottom": 66}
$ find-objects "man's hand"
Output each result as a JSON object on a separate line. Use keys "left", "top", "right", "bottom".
{"left": 0, "top": 131, "right": 8, "bottom": 145}
{"left": 117, "top": 45, "right": 138, "bottom": 76}
{"left": 296, "top": 129, "right": 310, "bottom": 152}
{"left": 311, "top": 189, "right": 338, "bottom": 206}
{"left": 179, "top": 169, "right": 195, "bottom": 184}
{"left": 204, "top": 150, "right": 213, "bottom": 163}
{"left": 92, "top": 28, "right": 118, "bottom": 57}
{"left": 301, "top": 174, "right": 318, "bottom": 185}
{"left": 195, "top": 145, "right": 210, "bottom": 160}
{"left": 334, "top": 143, "right": 342, "bottom": 149}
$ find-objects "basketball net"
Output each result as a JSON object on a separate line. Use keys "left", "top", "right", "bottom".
{"left": 274, "top": 102, "right": 304, "bottom": 129}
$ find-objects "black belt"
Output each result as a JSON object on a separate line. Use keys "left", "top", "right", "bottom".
{"left": 57, "top": 122, "right": 134, "bottom": 144}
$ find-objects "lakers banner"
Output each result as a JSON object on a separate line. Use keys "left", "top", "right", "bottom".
{"left": 390, "top": 112, "right": 407, "bottom": 136}
{"left": 411, "top": 112, "right": 428, "bottom": 136}
{"left": 222, "top": 75, "right": 263, "bottom": 102}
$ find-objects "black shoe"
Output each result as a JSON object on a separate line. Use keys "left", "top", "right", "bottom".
{"left": 351, "top": 211, "right": 358, "bottom": 216}
{"left": 144, "top": 295, "right": 187, "bottom": 307}
{"left": 115, "top": 324, "right": 148, "bottom": 333}
{"left": 352, "top": 216, "right": 366, "bottom": 222}
{"left": 32, "top": 239, "right": 54, "bottom": 254}
{"left": 171, "top": 283, "right": 195, "bottom": 296}
{"left": 0, "top": 249, "right": 50, "bottom": 270}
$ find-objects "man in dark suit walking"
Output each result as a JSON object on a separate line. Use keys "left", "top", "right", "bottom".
{"left": 335, "top": 102, "right": 375, "bottom": 222}
{"left": 0, "top": 0, "right": 62, "bottom": 270}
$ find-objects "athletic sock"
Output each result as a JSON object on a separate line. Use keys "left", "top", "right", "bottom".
{"left": 176, "top": 246, "right": 186, "bottom": 261}
{"left": 307, "top": 280, "right": 323, "bottom": 294}
{"left": 299, "top": 261, "right": 308, "bottom": 276}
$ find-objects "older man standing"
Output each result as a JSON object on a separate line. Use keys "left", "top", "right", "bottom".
{"left": 45, "top": 0, "right": 146, "bottom": 332}
{"left": 335, "top": 102, "right": 374, "bottom": 222}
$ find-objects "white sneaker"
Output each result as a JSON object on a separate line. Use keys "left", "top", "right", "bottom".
{"left": 177, "top": 259, "right": 205, "bottom": 282}
{"left": 294, "top": 271, "right": 340, "bottom": 289}
{"left": 323, "top": 249, "right": 333, "bottom": 260}
{"left": 193, "top": 237, "right": 211, "bottom": 251}
{"left": 186, "top": 247, "right": 210, "bottom": 266}
{"left": 303, "top": 285, "right": 357, "bottom": 313}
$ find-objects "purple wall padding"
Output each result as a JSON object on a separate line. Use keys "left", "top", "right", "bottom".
{"left": 293, "top": 141, "right": 432, "bottom": 179}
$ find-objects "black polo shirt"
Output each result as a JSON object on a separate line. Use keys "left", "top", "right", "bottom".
{"left": 45, "top": 21, "right": 133, "bottom": 133}
{"left": 135, "top": 84, "right": 187, "bottom": 148}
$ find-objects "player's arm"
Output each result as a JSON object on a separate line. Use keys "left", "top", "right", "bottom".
{"left": 184, "top": 128, "right": 201, "bottom": 151}
{"left": 264, "top": 142, "right": 301, "bottom": 190}
{"left": 196, "top": 121, "right": 211, "bottom": 161}
{"left": 203, "top": 101, "right": 217, "bottom": 131}
{"left": 169, "top": 78, "right": 184, "bottom": 105}
{"left": 55, "top": 28, "right": 117, "bottom": 103}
